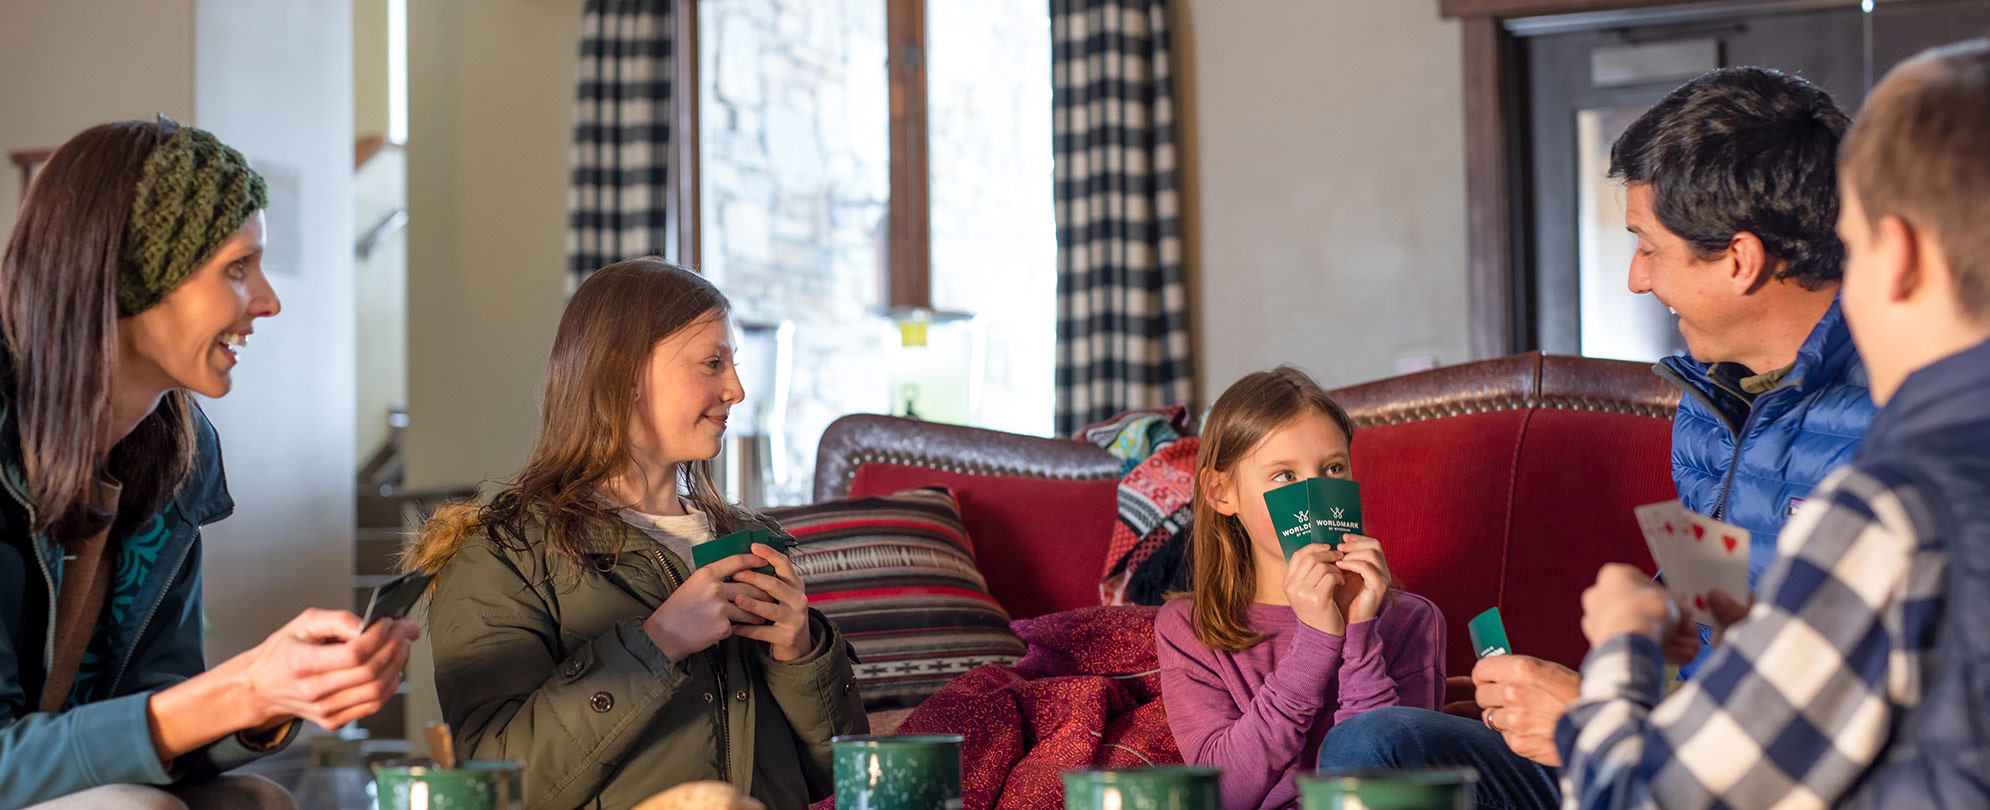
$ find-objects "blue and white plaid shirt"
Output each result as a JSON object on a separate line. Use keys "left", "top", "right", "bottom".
{"left": 1556, "top": 463, "right": 1946, "bottom": 810}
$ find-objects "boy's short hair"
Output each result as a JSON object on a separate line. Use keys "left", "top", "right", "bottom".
{"left": 1841, "top": 39, "right": 1990, "bottom": 320}
{"left": 1609, "top": 66, "right": 1850, "bottom": 289}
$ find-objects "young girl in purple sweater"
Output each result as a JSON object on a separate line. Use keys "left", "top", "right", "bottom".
{"left": 1156, "top": 367, "right": 1446, "bottom": 810}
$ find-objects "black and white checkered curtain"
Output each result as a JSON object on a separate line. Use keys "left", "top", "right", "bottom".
{"left": 567, "top": 0, "right": 673, "bottom": 285}
{"left": 1052, "top": 0, "right": 1194, "bottom": 436}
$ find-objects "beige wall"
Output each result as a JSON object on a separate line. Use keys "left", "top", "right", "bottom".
{"left": 403, "top": 0, "right": 579, "bottom": 490}
{"left": 191, "top": 0, "right": 356, "bottom": 660}
{"left": 354, "top": 0, "right": 391, "bottom": 140}
{"left": 1180, "top": 0, "right": 1470, "bottom": 402}
{"left": 0, "top": 0, "right": 195, "bottom": 235}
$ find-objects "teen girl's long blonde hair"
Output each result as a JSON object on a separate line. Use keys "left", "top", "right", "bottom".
{"left": 404, "top": 258, "right": 760, "bottom": 577}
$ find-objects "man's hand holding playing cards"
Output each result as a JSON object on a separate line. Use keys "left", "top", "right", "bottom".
{"left": 1471, "top": 568, "right": 1715, "bottom": 770}
{"left": 1472, "top": 655, "right": 1579, "bottom": 766}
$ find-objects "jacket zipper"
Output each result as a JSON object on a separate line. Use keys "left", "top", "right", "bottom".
{"left": 1655, "top": 362, "right": 1756, "bottom": 521}
{"left": 0, "top": 471, "right": 59, "bottom": 672}
{"left": 6, "top": 461, "right": 191, "bottom": 698}
{"left": 1653, "top": 363, "right": 1742, "bottom": 436}
{"left": 646, "top": 546, "right": 732, "bottom": 786}
{"left": 1706, "top": 376, "right": 1786, "bottom": 523}
{"left": 1708, "top": 410, "right": 1755, "bottom": 522}
{"left": 106, "top": 537, "right": 194, "bottom": 695}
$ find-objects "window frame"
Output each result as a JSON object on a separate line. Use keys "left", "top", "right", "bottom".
{"left": 666, "top": 0, "right": 933, "bottom": 311}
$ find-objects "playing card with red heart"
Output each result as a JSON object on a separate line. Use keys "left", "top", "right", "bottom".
{"left": 1633, "top": 500, "right": 1749, "bottom": 626}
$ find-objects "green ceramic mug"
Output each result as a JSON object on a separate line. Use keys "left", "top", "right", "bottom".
{"left": 831, "top": 734, "right": 964, "bottom": 810}
{"left": 372, "top": 759, "right": 526, "bottom": 810}
{"left": 1298, "top": 768, "right": 1478, "bottom": 810}
{"left": 1062, "top": 765, "right": 1221, "bottom": 810}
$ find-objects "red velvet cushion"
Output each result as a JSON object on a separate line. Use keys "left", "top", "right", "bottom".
{"left": 847, "top": 465, "right": 1119, "bottom": 619}
{"left": 1348, "top": 412, "right": 1531, "bottom": 678}
{"left": 1501, "top": 409, "right": 1671, "bottom": 669}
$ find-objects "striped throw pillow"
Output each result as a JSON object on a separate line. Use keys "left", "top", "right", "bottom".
{"left": 768, "top": 487, "right": 1026, "bottom": 712}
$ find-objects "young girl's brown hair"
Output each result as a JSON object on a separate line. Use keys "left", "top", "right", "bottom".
{"left": 405, "top": 258, "right": 761, "bottom": 577}
{"left": 1185, "top": 366, "right": 1358, "bottom": 653}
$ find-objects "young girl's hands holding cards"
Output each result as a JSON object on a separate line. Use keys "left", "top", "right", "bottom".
{"left": 1286, "top": 536, "right": 1395, "bottom": 636}
{"left": 731, "top": 542, "right": 816, "bottom": 661}
{"left": 1285, "top": 543, "right": 1348, "bottom": 636}
{"left": 1336, "top": 534, "right": 1393, "bottom": 624}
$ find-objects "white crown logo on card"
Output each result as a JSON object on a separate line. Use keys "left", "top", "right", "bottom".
{"left": 1329, "top": 507, "right": 1345, "bottom": 520}
{"left": 1294, "top": 510, "right": 1311, "bottom": 523}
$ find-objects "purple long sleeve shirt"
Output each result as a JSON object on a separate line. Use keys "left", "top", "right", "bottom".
{"left": 1155, "top": 594, "right": 1446, "bottom": 810}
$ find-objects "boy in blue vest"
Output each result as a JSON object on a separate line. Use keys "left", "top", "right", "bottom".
{"left": 1562, "top": 39, "right": 1990, "bottom": 808}
{"left": 1319, "top": 67, "right": 1875, "bottom": 808}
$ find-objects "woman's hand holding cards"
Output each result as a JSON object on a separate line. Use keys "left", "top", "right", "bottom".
{"left": 729, "top": 543, "right": 815, "bottom": 662}
{"left": 1335, "top": 534, "right": 1392, "bottom": 625}
{"left": 146, "top": 609, "right": 418, "bottom": 767}
{"left": 240, "top": 608, "right": 420, "bottom": 731}
{"left": 644, "top": 555, "right": 773, "bottom": 664}
{"left": 1285, "top": 543, "right": 1348, "bottom": 636}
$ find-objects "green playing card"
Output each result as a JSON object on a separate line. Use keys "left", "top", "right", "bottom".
{"left": 1265, "top": 479, "right": 1318, "bottom": 559}
{"left": 692, "top": 528, "right": 776, "bottom": 578}
{"left": 1264, "top": 477, "right": 1365, "bottom": 559}
{"left": 1468, "top": 607, "right": 1512, "bottom": 658}
{"left": 1309, "top": 477, "right": 1363, "bottom": 543}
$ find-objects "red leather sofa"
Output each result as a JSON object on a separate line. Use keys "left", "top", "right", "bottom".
{"left": 812, "top": 353, "right": 1682, "bottom": 680}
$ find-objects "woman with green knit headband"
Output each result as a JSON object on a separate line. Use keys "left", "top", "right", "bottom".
{"left": 0, "top": 117, "right": 418, "bottom": 809}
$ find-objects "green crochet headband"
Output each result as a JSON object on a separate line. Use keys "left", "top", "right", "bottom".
{"left": 118, "top": 120, "right": 267, "bottom": 317}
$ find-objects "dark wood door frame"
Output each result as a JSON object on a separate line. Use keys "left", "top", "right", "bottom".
{"left": 671, "top": 0, "right": 932, "bottom": 310}
{"left": 1443, "top": 0, "right": 1707, "bottom": 358}
{"left": 671, "top": 0, "right": 701, "bottom": 269}
{"left": 885, "top": 0, "right": 933, "bottom": 311}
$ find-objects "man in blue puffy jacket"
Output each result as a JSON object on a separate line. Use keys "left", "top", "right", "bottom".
{"left": 1319, "top": 67, "right": 1875, "bottom": 809}
{"left": 1621, "top": 68, "right": 1876, "bottom": 677}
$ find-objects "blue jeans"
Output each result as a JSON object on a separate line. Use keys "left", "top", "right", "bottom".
{"left": 1316, "top": 707, "right": 1560, "bottom": 810}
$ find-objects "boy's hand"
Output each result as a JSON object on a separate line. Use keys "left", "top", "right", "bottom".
{"left": 1581, "top": 563, "right": 1679, "bottom": 647}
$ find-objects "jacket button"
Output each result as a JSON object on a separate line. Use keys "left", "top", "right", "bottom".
{"left": 703, "top": 692, "right": 715, "bottom": 703}
{"left": 734, "top": 690, "right": 748, "bottom": 702}
{"left": 844, "top": 680, "right": 855, "bottom": 694}
{"left": 589, "top": 691, "right": 614, "bottom": 713}
{"left": 564, "top": 660, "right": 585, "bottom": 678}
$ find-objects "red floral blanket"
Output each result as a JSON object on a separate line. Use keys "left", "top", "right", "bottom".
{"left": 894, "top": 605, "right": 1181, "bottom": 810}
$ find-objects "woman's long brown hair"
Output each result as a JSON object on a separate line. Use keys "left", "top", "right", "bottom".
{"left": 406, "top": 258, "right": 760, "bottom": 575}
{"left": 1185, "top": 366, "right": 1355, "bottom": 653}
{"left": 0, "top": 119, "right": 196, "bottom": 539}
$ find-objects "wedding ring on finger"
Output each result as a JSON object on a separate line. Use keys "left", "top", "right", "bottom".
{"left": 1483, "top": 708, "right": 1503, "bottom": 733}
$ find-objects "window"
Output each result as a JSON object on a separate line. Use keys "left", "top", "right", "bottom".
{"left": 688, "top": 0, "right": 1053, "bottom": 504}
{"left": 925, "top": 0, "right": 1056, "bottom": 438}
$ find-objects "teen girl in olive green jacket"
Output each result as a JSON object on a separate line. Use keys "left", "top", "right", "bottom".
{"left": 410, "top": 259, "right": 865, "bottom": 810}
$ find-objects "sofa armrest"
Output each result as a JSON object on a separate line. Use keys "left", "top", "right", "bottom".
{"left": 1442, "top": 675, "right": 1481, "bottom": 720}
{"left": 813, "top": 414, "right": 1120, "bottom": 503}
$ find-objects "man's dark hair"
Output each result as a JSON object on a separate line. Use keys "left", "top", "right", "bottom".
{"left": 1609, "top": 66, "right": 1850, "bottom": 289}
